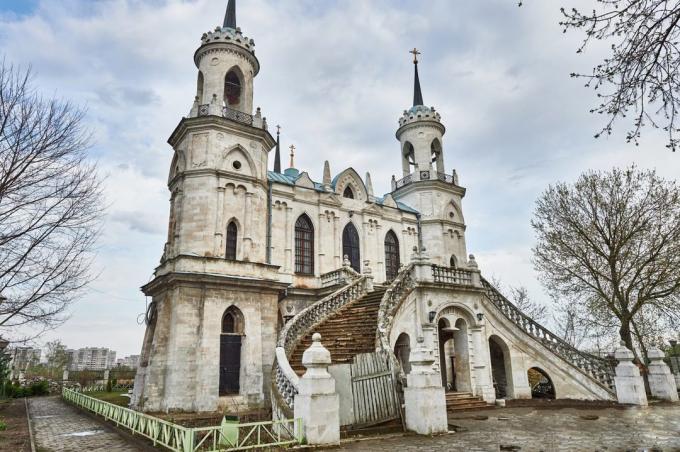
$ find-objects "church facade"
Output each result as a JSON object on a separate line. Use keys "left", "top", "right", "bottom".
{"left": 132, "top": 1, "right": 617, "bottom": 415}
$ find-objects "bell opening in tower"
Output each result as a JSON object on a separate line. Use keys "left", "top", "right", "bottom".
{"left": 224, "top": 70, "right": 242, "bottom": 106}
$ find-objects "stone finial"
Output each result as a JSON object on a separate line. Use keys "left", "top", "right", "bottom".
{"left": 452, "top": 169, "right": 459, "bottom": 185}
{"left": 647, "top": 346, "right": 679, "bottom": 401}
{"left": 391, "top": 175, "right": 397, "bottom": 191}
{"left": 365, "top": 172, "right": 375, "bottom": 201}
{"left": 323, "top": 160, "right": 332, "bottom": 190}
{"left": 343, "top": 255, "right": 351, "bottom": 268}
{"left": 614, "top": 340, "right": 635, "bottom": 361}
{"left": 302, "top": 333, "right": 332, "bottom": 370}
{"left": 468, "top": 254, "right": 478, "bottom": 269}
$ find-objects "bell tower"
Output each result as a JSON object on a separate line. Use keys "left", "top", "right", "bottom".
{"left": 133, "top": 0, "right": 284, "bottom": 414}
{"left": 392, "top": 49, "right": 469, "bottom": 268}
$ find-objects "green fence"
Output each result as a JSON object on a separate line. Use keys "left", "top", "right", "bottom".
{"left": 62, "top": 387, "right": 304, "bottom": 451}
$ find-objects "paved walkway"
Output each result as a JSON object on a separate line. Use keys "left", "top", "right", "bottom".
{"left": 28, "top": 396, "right": 142, "bottom": 452}
{"left": 332, "top": 404, "right": 680, "bottom": 451}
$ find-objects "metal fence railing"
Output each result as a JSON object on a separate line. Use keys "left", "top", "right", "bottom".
{"left": 62, "top": 388, "right": 304, "bottom": 451}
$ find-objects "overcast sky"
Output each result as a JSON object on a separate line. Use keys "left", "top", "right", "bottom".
{"left": 1, "top": 0, "right": 678, "bottom": 357}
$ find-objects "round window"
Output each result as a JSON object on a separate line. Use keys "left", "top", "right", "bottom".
{"left": 232, "top": 161, "right": 242, "bottom": 170}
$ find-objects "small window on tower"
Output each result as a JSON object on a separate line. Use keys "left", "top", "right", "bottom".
{"left": 224, "top": 70, "right": 242, "bottom": 106}
{"left": 343, "top": 186, "right": 355, "bottom": 199}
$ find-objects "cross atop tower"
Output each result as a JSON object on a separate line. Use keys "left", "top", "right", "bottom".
{"left": 410, "top": 48, "right": 421, "bottom": 64}
{"left": 289, "top": 144, "right": 296, "bottom": 168}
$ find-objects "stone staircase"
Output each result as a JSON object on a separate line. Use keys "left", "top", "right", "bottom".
{"left": 289, "top": 286, "right": 387, "bottom": 375}
{"left": 445, "top": 392, "right": 489, "bottom": 412}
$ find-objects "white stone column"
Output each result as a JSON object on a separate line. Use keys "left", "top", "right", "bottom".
{"left": 403, "top": 339, "right": 448, "bottom": 435}
{"left": 613, "top": 342, "right": 648, "bottom": 406}
{"left": 470, "top": 325, "right": 495, "bottom": 403}
{"left": 214, "top": 186, "right": 225, "bottom": 256}
{"left": 294, "top": 334, "right": 340, "bottom": 446}
{"left": 647, "top": 347, "right": 679, "bottom": 402}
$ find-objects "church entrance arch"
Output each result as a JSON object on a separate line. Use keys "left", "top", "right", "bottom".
{"left": 489, "top": 335, "right": 513, "bottom": 399}
{"left": 342, "top": 222, "right": 361, "bottom": 272}
{"left": 219, "top": 306, "right": 244, "bottom": 395}
{"left": 436, "top": 306, "right": 474, "bottom": 392}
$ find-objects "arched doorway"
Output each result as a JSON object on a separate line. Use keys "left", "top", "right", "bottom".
{"left": 528, "top": 367, "right": 555, "bottom": 399}
{"left": 342, "top": 223, "right": 361, "bottom": 272}
{"left": 394, "top": 333, "right": 411, "bottom": 374}
{"left": 489, "top": 335, "right": 513, "bottom": 399}
{"left": 220, "top": 306, "right": 244, "bottom": 395}
{"left": 437, "top": 316, "right": 471, "bottom": 392}
{"left": 384, "top": 231, "right": 400, "bottom": 281}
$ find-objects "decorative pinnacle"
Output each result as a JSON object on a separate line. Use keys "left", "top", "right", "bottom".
{"left": 273, "top": 125, "right": 282, "bottom": 173}
{"left": 411, "top": 48, "right": 424, "bottom": 106}
{"left": 289, "top": 144, "right": 296, "bottom": 168}
{"left": 276, "top": 124, "right": 281, "bottom": 135}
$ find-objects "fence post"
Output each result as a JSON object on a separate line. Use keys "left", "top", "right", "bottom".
{"left": 613, "top": 341, "right": 647, "bottom": 406}
{"left": 647, "top": 347, "right": 679, "bottom": 402}
{"left": 294, "top": 333, "right": 340, "bottom": 446}
{"left": 403, "top": 337, "right": 448, "bottom": 435}
{"left": 183, "top": 428, "right": 195, "bottom": 452}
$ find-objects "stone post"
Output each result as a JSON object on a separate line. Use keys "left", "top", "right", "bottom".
{"left": 403, "top": 338, "right": 448, "bottom": 435}
{"left": 613, "top": 342, "right": 648, "bottom": 406}
{"left": 412, "top": 247, "right": 433, "bottom": 283}
{"left": 363, "top": 260, "right": 374, "bottom": 292}
{"left": 647, "top": 347, "right": 679, "bottom": 402}
{"left": 62, "top": 369, "right": 69, "bottom": 382}
{"left": 470, "top": 325, "right": 495, "bottom": 403}
{"left": 294, "top": 333, "right": 340, "bottom": 446}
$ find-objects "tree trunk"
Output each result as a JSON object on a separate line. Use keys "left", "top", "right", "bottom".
{"left": 619, "top": 319, "right": 641, "bottom": 364}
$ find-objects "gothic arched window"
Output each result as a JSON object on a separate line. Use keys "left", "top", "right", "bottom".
{"left": 220, "top": 306, "right": 244, "bottom": 395}
{"left": 226, "top": 221, "right": 238, "bottom": 260}
{"left": 197, "top": 71, "right": 204, "bottom": 103}
{"left": 384, "top": 230, "right": 400, "bottom": 281}
{"left": 295, "top": 214, "right": 314, "bottom": 274}
{"left": 342, "top": 223, "right": 361, "bottom": 272}
{"left": 343, "top": 186, "right": 354, "bottom": 199}
{"left": 224, "top": 69, "right": 242, "bottom": 106}
{"left": 450, "top": 255, "right": 457, "bottom": 268}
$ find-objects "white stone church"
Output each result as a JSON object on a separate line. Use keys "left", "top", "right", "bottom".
{"left": 131, "top": 1, "right": 625, "bottom": 426}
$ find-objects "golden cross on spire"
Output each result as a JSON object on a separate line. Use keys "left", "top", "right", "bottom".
{"left": 289, "top": 144, "right": 295, "bottom": 168}
{"left": 410, "top": 47, "right": 421, "bottom": 64}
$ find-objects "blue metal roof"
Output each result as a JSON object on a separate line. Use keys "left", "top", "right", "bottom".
{"left": 267, "top": 171, "right": 420, "bottom": 215}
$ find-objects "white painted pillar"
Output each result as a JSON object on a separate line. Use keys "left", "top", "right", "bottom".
{"left": 470, "top": 325, "right": 495, "bottom": 403}
{"left": 647, "top": 346, "right": 679, "bottom": 402}
{"left": 294, "top": 334, "right": 340, "bottom": 445}
{"left": 613, "top": 342, "right": 648, "bottom": 406}
{"left": 404, "top": 339, "right": 448, "bottom": 435}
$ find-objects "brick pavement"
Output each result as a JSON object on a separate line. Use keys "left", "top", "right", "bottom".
{"left": 28, "top": 396, "right": 142, "bottom": 452}
{"left": 331, "top": 404, "right": 680, "bottom": 451}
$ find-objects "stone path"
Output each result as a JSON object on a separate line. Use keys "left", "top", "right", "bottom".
{"left": 28, "top": 396, "right": 142, "bottom": 451}
{"left": 332, "top": 404, "right": 680, "bottom": 451}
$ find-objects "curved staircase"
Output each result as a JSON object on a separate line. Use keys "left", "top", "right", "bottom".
{"left": 289, "top": 286, "right": 387, "bottom": 375}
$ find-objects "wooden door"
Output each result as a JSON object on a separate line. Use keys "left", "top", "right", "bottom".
{"left": 219, "top": 334, "right": 241, "bottom": 395}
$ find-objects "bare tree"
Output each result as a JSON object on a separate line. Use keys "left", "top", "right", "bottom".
{"left": 532, "top": 166, "right": 680, "bottom": 361}
{"left": 489, "top": 276, "right": 548, "bottom": 323}
{"left": 0, "top": 61, "right": 104, "bottom": 338}
{"left": 558, "top": 1, "right": 680, "bottom": 151}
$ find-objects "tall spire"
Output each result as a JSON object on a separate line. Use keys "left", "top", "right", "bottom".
{"left": 223, "top": 0, "right": 236, "bottom": 29}
{"left": 274, "top": 125, "right": 282, "bottom": 173}
{"left": 410, "top": 48, "right": 423, "bottom": 107}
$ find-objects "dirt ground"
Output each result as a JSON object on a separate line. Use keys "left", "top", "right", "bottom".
{"left": 0, "top": 398, "right": 31, "bottom": 452}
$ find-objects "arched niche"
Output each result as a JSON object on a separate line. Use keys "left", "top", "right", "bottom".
{"left": 489, "top": 335, "right": 514, "bottom": 399}
{"left": 430, "top": 138, "right": 444, "bottom": 174}
{"left": 402, "top": 141, "right": 415, "bottom": 176}
{"left": 224, "top": 66, "right": 244, "bottom": 110}
{"left": 223, "top": 145, "right": 255, "bottom": 176}
{"left": 332, "top": 168, "right": 368, "bottom": 201}
{"left": 528, "top": 367, "right": 556, "bottom": 399}
{"left": 394, "top": 333, "right": 411, "bottom": 374}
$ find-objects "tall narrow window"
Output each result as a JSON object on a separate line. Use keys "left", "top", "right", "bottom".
{"left": 219, "top": 306, "right": 244, "bottom": 396}
{"left": 295, "top": 214, "right": 314, "bottom": 274}
{"left": 226, "top": 221, "right": 237, "bottom": 260}
{"left": 342, "top": 223, "right": 361, "bottom": 272}
{"left": 384, "top": 230, "right": 400, "bottom": 281}
{"left": 343, "top": 186, "right": 354, "bottom": 199}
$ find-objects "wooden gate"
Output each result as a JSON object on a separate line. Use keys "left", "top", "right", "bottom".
{"left": 350, "top": 351, "right": 401, "bottom": 427}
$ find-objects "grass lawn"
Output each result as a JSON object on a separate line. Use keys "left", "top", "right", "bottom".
{"left": 87, "top": 390, "right": 130, "bottom": 407}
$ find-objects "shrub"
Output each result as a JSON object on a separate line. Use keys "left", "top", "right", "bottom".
{"left": 29, "top": 381, "right": 49, "bottom": 396}
{"left": 0, "top": 418, "right": 6, "bottom": 431}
